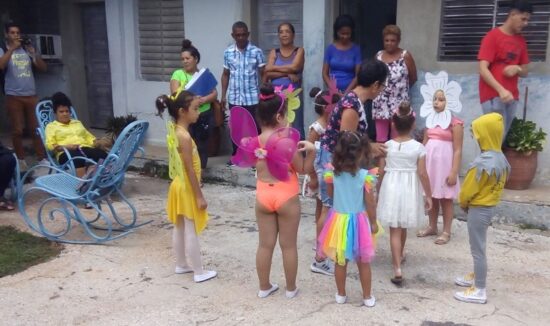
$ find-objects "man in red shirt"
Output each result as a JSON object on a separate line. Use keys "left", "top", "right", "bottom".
{"left": 478, "top": 0, "right": 532, "bottom": 139}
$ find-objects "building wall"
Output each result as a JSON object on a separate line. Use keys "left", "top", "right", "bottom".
{"left": 397, "top": 0, "right": 550, "bottom": 184}
{"left": 105, "top": 0, "right": 329, "bottom": 153}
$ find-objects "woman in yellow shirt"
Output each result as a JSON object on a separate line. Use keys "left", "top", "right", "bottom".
{"left": 45, "top": 92, "right": 107, "bottom": 177}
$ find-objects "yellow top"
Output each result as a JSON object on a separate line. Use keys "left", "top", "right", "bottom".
{"left": 45, "top": 119, "right": 96, "bottom": 158}
{"left": 459, "top": 113, "right": 509, "bottom": 208}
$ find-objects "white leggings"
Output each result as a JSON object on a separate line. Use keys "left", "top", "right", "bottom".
{"left": 173, "top": 216, "right": 203, "bottom": 274}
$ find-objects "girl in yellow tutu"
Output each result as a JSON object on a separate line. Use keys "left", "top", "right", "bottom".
{"left": 317, "top": 131, "right": 379, "bottom": 307}
{"left": 155, "top": 90, "right": 217, "bottom": 283}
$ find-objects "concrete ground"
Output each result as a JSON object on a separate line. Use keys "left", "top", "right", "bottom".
{"left": 1, "top": 172, "right": 550, "bottom": 326}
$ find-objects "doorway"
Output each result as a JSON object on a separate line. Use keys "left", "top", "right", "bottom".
{"left": 339, "top": 0, "right": 398, "bottom": 59}
{"left": 81, "top": 2, "right": 113, "bottom": 129}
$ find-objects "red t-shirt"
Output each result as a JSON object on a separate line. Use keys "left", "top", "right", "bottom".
{"left": 478, "top": 28, "right": 529, "bottom": 103}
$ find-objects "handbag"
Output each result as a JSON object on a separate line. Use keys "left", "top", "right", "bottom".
{"left": 211, "top": 100, "right": 224, "bottom": 127}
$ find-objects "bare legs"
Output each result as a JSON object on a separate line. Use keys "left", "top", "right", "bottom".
{"left": 421, "top": 198, "right": 454, "bottom": 244}
{"left": 335, "top": 261, "right": 373, "bottom": 299}
{"left": 256, "top": 196, "right": 301, "bottom": 293}
{"left": 389, "top": 227, "right": 407, "bottom": 280}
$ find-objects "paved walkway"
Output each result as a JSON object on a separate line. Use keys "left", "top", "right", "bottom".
{"left": 1, "top": 173, "right": 549, "bottom": 325}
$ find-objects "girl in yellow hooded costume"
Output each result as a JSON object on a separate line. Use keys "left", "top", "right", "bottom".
{"left": 454, "top": 112, "right": 510, "bottom": 304}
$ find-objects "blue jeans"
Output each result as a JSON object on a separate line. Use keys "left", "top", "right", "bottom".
{"left": 481, "top": 97, "right": 519, "bottom": 141}
{"left": 314, "top": 147, "right": 333, "bottom": 207}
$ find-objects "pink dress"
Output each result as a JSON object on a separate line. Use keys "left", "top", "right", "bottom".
{"left": 425, "top": 116, "right": 463, "bottom": 199}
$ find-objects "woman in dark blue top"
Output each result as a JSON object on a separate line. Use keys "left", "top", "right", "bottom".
{"left": 322, "top": 15, "right": 362, "bottom": 94}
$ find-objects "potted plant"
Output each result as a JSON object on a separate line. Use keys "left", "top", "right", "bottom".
{"left": 503, "top": 117, "right": 547, "bottom": 190}
{"left": 95, "top": 114, "right": 138, "bottom": 152}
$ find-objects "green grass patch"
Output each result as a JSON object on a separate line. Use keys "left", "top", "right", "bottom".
{"left": 0, "top": 226, "right": 62, "bottom": 277}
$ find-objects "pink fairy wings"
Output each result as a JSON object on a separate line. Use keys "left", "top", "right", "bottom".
{"left": 229, "top": 106, "right": 300, "bottom": 181}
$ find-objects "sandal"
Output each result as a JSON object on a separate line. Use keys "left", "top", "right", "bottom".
{"left": 416, "top": 226, "right": 437, "bottom": 237}
{"left": 434, "top": 232, "right": 451, "bottom": 245}
{"left": 390, "top": 275, "right": 403, "bottom": 286}
{"left": 0, "top": 198, "right": 15, "bottom": 211}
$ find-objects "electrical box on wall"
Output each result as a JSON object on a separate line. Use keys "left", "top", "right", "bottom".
{"left": 27, "top": 34, "right": 62, "bottom": 60}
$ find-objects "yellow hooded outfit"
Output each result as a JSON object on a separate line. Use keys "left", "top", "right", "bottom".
{"left": 458, "top": 113, "right": 510, "bottom": 208}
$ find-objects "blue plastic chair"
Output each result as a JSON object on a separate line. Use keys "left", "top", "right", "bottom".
{"left": 17, "top": 120, "right": 150, "bottom": 244}
{"left": 35, "top": 100, "right": 90, "bottom": 174}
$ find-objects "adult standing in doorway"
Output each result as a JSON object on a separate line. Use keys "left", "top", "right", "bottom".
{"left": 478, "top": 0, "right": 531, "bottom": 139}
{"left": 322, "top": 14, "right": 362, "bottom": 94}
{"left": 311, "top": 59, "right": 388, "bottom": 276}
{"left": 171, "top": 39, "right": 218, "bottom": 169}
{"left": 372, "top": 25, "right": 417, "bottom": 143}
{"left": 263, "top": 22, "right": 305, "bottom": 138}
{"left": 0, "top": 22, "right": 47, "bottom": 170}
{"left": 221, "top": 21, "right": 266, "bottom": 165}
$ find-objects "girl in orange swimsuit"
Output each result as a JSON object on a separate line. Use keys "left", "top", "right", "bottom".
{"left": 253, "top": 84, "right": 315, "bottom": 299}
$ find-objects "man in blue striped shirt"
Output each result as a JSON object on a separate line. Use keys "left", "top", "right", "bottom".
{"left": 221, "top": 21, "right": 266, "bottom": 159}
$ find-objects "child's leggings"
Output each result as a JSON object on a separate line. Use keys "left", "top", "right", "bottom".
{"left": 467, "top": 206, "right": 495, "bottom": 289}
{"left": 173, "top": 216, "right": 204, "bottom": 274}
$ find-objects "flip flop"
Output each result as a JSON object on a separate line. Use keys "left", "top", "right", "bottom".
{"left": 0, "top": 199, "right": 15, "bottom": 211}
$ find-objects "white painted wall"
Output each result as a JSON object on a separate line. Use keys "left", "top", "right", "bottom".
{"left": 105, "top": 0, "right": 246, "bottom": 148}
{"left": 104, "top": 0, "right": 329, "bottom": 151}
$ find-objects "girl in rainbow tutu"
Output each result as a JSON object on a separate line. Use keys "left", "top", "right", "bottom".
{"left": 317, "top": 130, "right": 379, "bottom": 307}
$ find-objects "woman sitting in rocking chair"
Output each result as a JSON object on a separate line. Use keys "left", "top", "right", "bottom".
{"left": 45, "top": 92, "right": 107, "bottom": 177}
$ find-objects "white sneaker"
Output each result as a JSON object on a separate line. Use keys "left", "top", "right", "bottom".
{"left": 285, "top": 287, "right": 299, "bottom": 299}
{"left": 258, "top": 283, "right": 279, "bottom": 298}
{"left": 193, "top": 270, "right": 217, "bottom": 283}
{"left": 454, "top": 286, "right": 487, "bottom": 304}
{"left": 175, "top": 266, "right": 193, "bottom": 274}
{"left": 363, "top": 296, "right": 376, "bottom": 307}
{"left": 310, "top": 259, "right": 334, "bottom": 276}
{"left": 335, "top": 293, "right": 347, "bottom": 304}
{"left": 455, "top": 272, "right": 475, "bottom": 287}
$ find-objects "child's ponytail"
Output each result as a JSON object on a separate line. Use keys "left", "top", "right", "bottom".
{"left": 155, "top": 91, "right": 196, "bottom": 121}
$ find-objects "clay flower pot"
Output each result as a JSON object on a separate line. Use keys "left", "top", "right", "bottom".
{"left": 503, "top": 148, "right": 537, "bottom": 190}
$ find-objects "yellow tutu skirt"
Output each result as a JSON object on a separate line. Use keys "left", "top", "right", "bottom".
{"left": 166, "top": 177, "right": 208, "bottom": 234}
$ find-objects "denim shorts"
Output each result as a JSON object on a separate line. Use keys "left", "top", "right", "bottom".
{"left": 314, "top": 146, "right": 333, "bottom": 207}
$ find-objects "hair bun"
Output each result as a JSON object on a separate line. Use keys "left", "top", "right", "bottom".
{"left": 181, "top": 39, "right": 192, "bottom": 49}
{"left": 397, "top": 101, "right": 412, "bottom": 116}
{"left": 309, "top": 87, "right": 322, "bottom": 98}
{"left": 259, "top": 83, "right": 275, "bottom": 97}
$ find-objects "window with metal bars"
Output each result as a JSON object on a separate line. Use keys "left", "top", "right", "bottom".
{"left": 138, "top": 0, "right": 184, "bottom": 81}
{"left": 438, "top": 0, "right": 550, "bottom": 61}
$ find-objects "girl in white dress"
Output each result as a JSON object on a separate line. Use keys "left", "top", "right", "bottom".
{"left": 377, "top": 101, "right": 432, "bottom": 285}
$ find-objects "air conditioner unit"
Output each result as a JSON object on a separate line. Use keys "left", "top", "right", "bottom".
{"left": 27, "top": 34, "right": 62, "bottom": 60}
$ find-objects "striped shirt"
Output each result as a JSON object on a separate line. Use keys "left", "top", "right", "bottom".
{"left": 223, "top": 42, "right": 266, "bottom": 106}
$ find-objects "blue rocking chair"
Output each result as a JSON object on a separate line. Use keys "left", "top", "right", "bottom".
{"left": 35, "top": 99, "right": 86, "bottom": 174}
{"left": 17, "top": 120, "right": 150, "bottom": 244}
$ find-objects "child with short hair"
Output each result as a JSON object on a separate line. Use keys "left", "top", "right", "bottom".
{"left": 377, "top": 101, "right": 432, "bottom": 285}
{"left": 317, "top": 131, "right": 378, "bottom": 307}
{"left": 454, "top": 112, "right": 510, "bottom": 304}
{"left": 155, "top": 90, "right": 217, "bottom": 283}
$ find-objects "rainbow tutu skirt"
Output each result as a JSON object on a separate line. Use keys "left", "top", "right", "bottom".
{"left": 317, "top": 209, "right": 376, "bottom": 266}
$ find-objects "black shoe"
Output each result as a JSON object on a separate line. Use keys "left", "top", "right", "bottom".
{"left": 226, "top": 160, "right": 235, "bottom": 167}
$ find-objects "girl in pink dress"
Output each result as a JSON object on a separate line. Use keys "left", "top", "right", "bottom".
{"left": 417, "top": 77, "right": 464, "bottom": 244}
